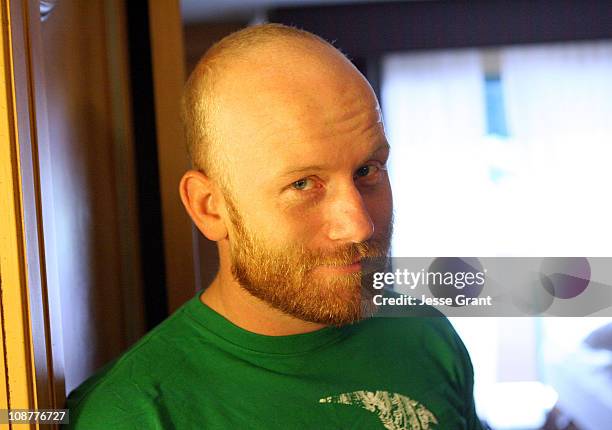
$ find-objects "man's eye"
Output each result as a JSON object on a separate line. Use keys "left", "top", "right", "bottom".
{"left": 291, "top": 178, "right": 315, "bottom": 191}
{"left": 355, "top": 164, "right": 381, "bottom": 178}
{"left": 356, "top": 165, "right": 374, "bottom": 178}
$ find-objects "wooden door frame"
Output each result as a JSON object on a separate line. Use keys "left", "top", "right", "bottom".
{"left": 148, "top": 0, "right": 199, "bottom": 313}
{"left": 1, "top": 0, "right": 63, "bottom": 422}
{"left": 2, "top": 0, "right": 150, "bottom": 418}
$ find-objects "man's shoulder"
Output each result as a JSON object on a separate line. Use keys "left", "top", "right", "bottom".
{"left": 354, "top": 288, "right": 473, "bottom": 381}
{"left": 357, "top": 288, "right": 466, "bottom": 355}
{"left": 64, "top": 301, "right": 197, "bottom": 429}
{"left": 64, "top": 357, "right": 155, "bottom": 429}
{"left": 64, "top": 351, "right": 155, "bottom": 429}
{"left": 371, "top": 288, "right": 453, "bottom": 328}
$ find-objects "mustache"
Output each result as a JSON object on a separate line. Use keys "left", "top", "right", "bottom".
{"left": 300, "top": 238, "right": 390, "bottom": 268}
{"left": 297, "top": 219, "right": 394, "bottom": 268}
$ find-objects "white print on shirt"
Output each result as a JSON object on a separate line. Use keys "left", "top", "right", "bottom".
{"left": 319, "top": 390, "right": 438, "bottom": 430}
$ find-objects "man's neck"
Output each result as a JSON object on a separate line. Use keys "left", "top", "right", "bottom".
{"left": 200, "top": 272, "right": 327, "bottom": 336}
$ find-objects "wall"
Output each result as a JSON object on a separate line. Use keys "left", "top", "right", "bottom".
{"left": 40, "top": 0, "right": 144, "bottom": 393}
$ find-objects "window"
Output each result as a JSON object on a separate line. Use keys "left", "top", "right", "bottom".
{"left": 382, "top": 40, "right": 612, "bottom": 424}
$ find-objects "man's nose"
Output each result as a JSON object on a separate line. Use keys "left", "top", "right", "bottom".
{"left": 326, "top": 184, "right": 374, "bottom": 244}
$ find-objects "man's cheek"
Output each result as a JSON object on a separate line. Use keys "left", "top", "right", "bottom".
{"left": 285, "top": 212, "right": 327, "bottom": 240}
{"left": 365, "top": 189, "right": 392, "bottom": 224}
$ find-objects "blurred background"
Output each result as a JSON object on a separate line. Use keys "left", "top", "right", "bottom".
{"left": 5, "top": 1, "right": 611, "bottom": 429}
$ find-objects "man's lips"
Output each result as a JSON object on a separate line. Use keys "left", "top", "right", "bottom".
{"left": 316, "top": 258, "right": 362, "bottom": 273}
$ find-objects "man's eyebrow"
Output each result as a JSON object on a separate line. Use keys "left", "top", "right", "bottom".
{"left": 278, "top": 141, "right": 390, "bottom": 179}
{"left": 369, "top": 141, "right": 391, "bottom": 156}
{"left": 358, "top": 140, "right": 391, "bottom": 164}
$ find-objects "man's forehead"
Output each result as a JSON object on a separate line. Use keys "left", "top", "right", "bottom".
{"left": 213, "top": 64, "right": 379, "bottom": 143}
{"left": 214, "top": 37, "right": 363, "bottom": 94}
{"left": 213, "top": 46, "right": 379, "bottom": 129}
{"left": 276, "top": 139, "right": 390, "bottom": 179}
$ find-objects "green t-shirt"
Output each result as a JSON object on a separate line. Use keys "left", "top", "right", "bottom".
{"left": 64, "top": 290, "right": 482, "bottom": 429}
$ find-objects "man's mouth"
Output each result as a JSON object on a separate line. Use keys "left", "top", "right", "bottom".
{"left": 316, "top": 258, "right": 362, "bottom": 273}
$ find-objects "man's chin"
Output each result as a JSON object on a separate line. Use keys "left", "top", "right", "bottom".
{"left": 311, "top": 261, "right": 363, "bottom": 275}
{"left": 310, "top": 298, "right": 378, "bottom": 326}
{"left": 234, "top": 269, "right": 378, "bottom": 326}
{"left": 295, "top": 284, "right": 378, "bottom": 326}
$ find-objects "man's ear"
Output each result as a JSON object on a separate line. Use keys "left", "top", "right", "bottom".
{"left": 179, "top": 170, "right": 228, "bottom": 241}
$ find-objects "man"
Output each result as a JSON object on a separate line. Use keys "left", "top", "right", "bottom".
{"left": 65, "top": 24, "right": 482, "bottom": 429}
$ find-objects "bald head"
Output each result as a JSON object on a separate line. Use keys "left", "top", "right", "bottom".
{"left": 181, "top": 24, "right": 379, "bottom": 192}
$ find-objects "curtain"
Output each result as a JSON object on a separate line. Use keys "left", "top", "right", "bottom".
{"left": 500, "top": 41, "right": 612, "bottom": 257}
{"left": 382, "top": 49, "right": 491, "bottom": 257}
